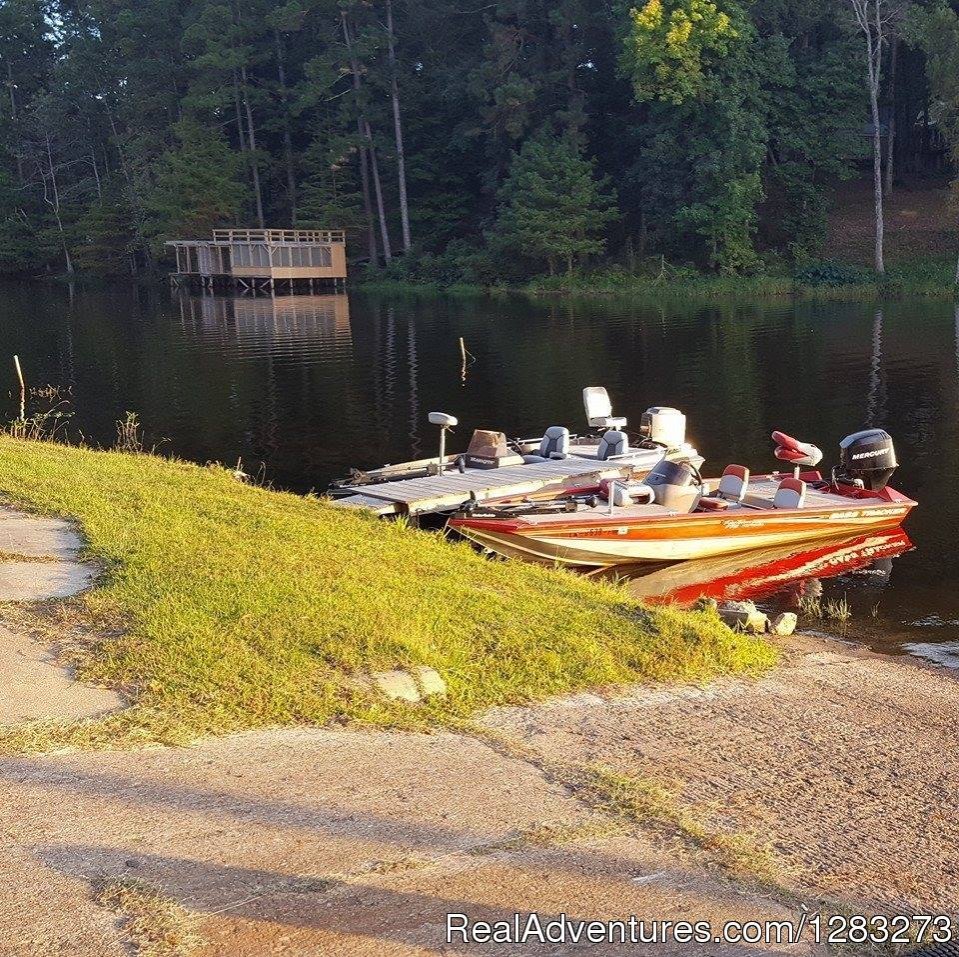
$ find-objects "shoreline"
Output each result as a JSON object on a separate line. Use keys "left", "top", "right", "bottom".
{"left": 357, "top": 268, "right": 959, "bottom": 302}
{"left": 4, "top": 256, "right": 957, "bottom": 303}
{"left": 0, "top": 440, "right": 949, "bottom": 954}
{"left": 0, "top": 436, "right": 775, "bottom": 754}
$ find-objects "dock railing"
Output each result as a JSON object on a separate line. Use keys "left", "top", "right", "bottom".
{"left": 211, "top": 228, "right": 346, "bottom": 245}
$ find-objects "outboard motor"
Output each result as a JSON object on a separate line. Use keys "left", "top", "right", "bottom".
{"left": 639, "top": 407, "right": 687, "bottom": 449}
{"left": 644, "top": 458, "right": 702, "bottom": 512}
{"left": 837, "top": 429, "right": 898, "bottom": 491}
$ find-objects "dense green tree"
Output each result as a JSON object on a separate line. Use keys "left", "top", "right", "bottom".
{"left": 144, "top": 119, "right": 246, "bottom": 246}
{"left": 0, "top": 0, "right": 952, "bottom": 279}
{"left": 911, "top": 1, "right": 959, "bottom": 281}
{"left": 74, "top": 189, "right": 139, "bottom": 275}
{"left": 621, "top": 0, "right": 769, "bottom": 272}
{"left": 493, "top": 133, "right": 618, "bottom": 274}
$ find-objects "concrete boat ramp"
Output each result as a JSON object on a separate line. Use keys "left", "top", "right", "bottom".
{"left": 331, "top": 446, "right": 687, "bottom": 517}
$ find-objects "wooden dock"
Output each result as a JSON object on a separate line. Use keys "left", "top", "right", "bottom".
{"left": 166, "top": 228, "right": 347, "bottom": 292}
{"left": 330, "top": 447, "right": 688, "bottom": 517}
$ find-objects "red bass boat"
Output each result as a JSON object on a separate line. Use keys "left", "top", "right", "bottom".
{"left": 448, "top": 429, "right": 917, "bottom": 568}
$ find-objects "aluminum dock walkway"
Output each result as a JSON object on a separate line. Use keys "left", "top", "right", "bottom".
{"left": 329, "top": 447, "right": 692, "bottom": 517}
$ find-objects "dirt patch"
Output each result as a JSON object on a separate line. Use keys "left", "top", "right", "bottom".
{"left": 824, "top": 179, "right": 958, "bottom": 263}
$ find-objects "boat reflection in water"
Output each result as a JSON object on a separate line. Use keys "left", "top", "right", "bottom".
{"left": 596, "top": 529, "right": 913, "bottom": 608}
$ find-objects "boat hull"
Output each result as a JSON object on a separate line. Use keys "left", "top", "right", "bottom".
{"left": 609, "top": 528, "right": 914, "bottom": 604}
{"left": 450, "top": 501, "right": 915, "bottom": 567}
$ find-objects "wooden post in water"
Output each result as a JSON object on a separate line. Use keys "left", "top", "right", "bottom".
{"left": 12, "top": 355, "right": 25, "bottom": 421}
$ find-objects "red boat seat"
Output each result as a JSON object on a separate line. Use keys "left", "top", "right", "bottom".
{"left": 773, "top": 477, "right": 807, "bottom": 509}
{"left": 772, "top": 431, "right": 823, "bottom": 467}
{"left": 716, "top": 464, "right": 749, "bottom": 501}
{"left": 697, "top": 497, "right": 729, "bottom": 511}
{"left": 698, "top": 464, "right": 749, "bottom": 511}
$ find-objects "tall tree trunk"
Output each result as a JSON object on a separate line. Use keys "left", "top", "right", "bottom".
{"left": 851, "top": 0, "right": 888, "bottom": 274}
{"left": 884, "top": 38, "right": 898, "bottom": 196}
{"left": 860, "top": 1, "right": 885, "bottom": 275}
{"left": 7, "top": 63, "right": 23, "bottom": 185}
{"left": 342, "top": 12, "right": 380, "bottom": 266}
{"left": 233, "top": 71, "right": 248, "bottom": 153}
{"left": 870, "top": 84, "right": 885, "bottom": 275}
{"left": 90, "top": 150, "right": 102, "bottom": 199}
{"left": 364, "top": 119, "right": 393, "bottom": 263}
{"left": 240, "top": 65, "right": 265, "bottom": 228}
{"left": 385, "top": 0, "right": 411, "bottom": 252}
{"left": 357, "top": 142, "right": 378, "bottom": 267}
{"left": 274, "top": 28, "right": 297, "bottom": 224}
{"left": 44, "top": 134, "right": 73, "bottom": 276}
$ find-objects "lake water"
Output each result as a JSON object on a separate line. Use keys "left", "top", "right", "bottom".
{"left": 0, "top": 281, "right": 955, "bottom": 663}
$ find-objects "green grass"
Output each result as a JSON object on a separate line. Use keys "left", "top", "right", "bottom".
{"left": 526, "top": 266, "right": 796, "bottom": 300}
{"left": 358, "top": 256, "right": 959, "bottom": 301}
{"left": 0, "top": 438, "right": 775, "bottom": 750}
{"left": 581, "top": 766, "right": 782, "bottom": 883}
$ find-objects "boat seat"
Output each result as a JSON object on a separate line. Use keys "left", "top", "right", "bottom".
{"left": 773, "top": 477, "right": 807, "bottom": 509}
{"left": 597, "top": 429, "right": 629, "bottom": 460}
{"left": 583, "top": 387, "right": 627, "bottom": 430}
{"left": 772, "top": 431, "right": 823, "bottom": 468}
{"left": 717, "top": 464, "right": 749, "bottom": 501}
{"left": 522, "top": 425, "right": 570, "bottom": 464}
{"left": 697, "top": 497, "right": 729, "bottom": 511}
{"left": 697, "top": 464, "right": 749, "bottom": 510}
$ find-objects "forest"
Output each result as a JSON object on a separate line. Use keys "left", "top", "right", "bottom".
{"left": 0, "top": 0, "right": 958, "bottom": 284}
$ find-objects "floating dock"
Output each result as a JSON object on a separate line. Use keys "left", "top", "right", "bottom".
{"left": 167, "top": 228, "right": 347, "bottom": 292}
{"left": 331, "top": 445, "right": 694, "bottom": 517}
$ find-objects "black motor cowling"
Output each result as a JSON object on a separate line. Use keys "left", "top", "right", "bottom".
{"left": 838, "top": 429, "right": 898, "bottom": 491}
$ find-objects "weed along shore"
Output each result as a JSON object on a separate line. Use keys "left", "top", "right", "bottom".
{"left": 1, "top": 436, "right": 959, "bottom": 954}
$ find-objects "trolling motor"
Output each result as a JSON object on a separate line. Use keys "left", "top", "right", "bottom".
{"left": 428, "top": 411, "right": 458, "bottom": 476}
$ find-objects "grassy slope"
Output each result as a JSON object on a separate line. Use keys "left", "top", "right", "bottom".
{"left": 0, "top": 438, "right": 774, "bottom": 748}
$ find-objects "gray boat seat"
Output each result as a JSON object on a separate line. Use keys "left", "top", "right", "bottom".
{"left": 522, "top": 426, "right": 571, "bottom": 463}
{"left": 583, "top": 387, "right": 627, "bottom": 430}
{"left": 597, "top": 429, "right": 629, "bottom": 460}
{"left": 717, "top": 464, "right": 749, "bottom": 501}
{"left": 698, "top": 465, "right": 749, "bottom": 511}
{"left": 773, "top": 477, "right": 806, "bottom": 509}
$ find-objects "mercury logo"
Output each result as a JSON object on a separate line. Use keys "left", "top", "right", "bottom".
{"left": 851, "top": 447, "right": 890, "bottom": 460}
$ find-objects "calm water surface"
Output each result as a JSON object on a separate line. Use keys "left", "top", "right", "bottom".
{"left": 0, "top": 282, "right": 955, "bottom": 664}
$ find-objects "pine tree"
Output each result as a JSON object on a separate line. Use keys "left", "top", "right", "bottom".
{"left": 493, "top": 133, "right": 618, "bottom": 275}
{"left": 297, "top": 131, "right": 367, "bottom": 244}
{"left": 74, "top": 188, "right": 139, "bottom": 275}
{"left": 144, "top": 119, "right": 247, "bottom": 249}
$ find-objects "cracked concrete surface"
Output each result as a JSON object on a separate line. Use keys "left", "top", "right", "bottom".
{"left": 0, "top": 506, "right": 122, "bottom": 726}
{"left": 486, "top": 633, "right": 959, "bottom": 915}
{"left": 0, "top": 728, "right": 822, "bottom": 957}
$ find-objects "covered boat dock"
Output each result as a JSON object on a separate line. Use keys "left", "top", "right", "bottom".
{"left": 167, "top": 228, "right": 347, "bottom": 291}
